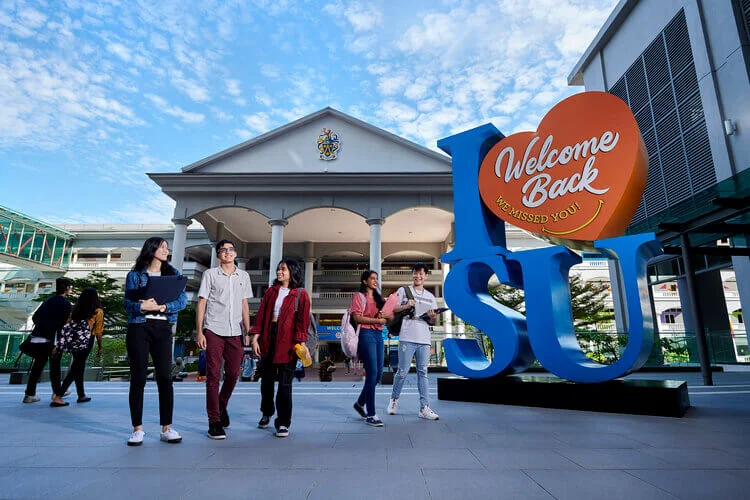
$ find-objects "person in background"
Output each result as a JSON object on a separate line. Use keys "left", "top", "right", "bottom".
{"left": 344, "top": 357, "right": 351, "bottom": 375}
{"left": 195, "top": 239, "right": 253, "bottom": 440}
{"left": 387, "top": 262, "right": 440, "bottom": 420}
{"left": 23, "top": 278, "right": 72, "bottom": 404}
{"left": 171, "top": 357, "right": 188, "bottom": 382}
{"left": 294, "top": 359, "right": 305, "bottom": 382}
{"left": 350, "top": 270, "right": 390, "bottom": 427}
{"left": 250, "top": 258, "right": 311, "bottom": 438}
{"left": 318, "top": 355, "right": 335, "bottom": 382}
{"left": 241, "top": 353, "right": 256, "bottom": 381}
{"left": 51, "top": 287, "right": 104, "bottom": 405}
{"left": 123, "top": 237, "right": 187, "bottom": 446}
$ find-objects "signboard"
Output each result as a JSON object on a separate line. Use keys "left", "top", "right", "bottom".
{"left": 478, "top": 92, "right": 647, "bottom": 242}
{"left": 438, "top": 91, "right": 663, "bottom": 384}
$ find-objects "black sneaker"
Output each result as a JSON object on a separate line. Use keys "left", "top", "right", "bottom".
{"left": 258, "top": 415, "right": 271, "bottom": 428}
{"left": 220, "top": 409, "right": 230, "bottom": 428}
{"left": 353, "top": 402, "right": 367, "bottom": 419}
{"left": 207, "top": 423, "right": 226, "bottom": 440}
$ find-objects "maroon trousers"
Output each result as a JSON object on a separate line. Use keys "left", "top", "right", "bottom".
{"left": 205, "top": 330, "right": 244, "bottom": 425}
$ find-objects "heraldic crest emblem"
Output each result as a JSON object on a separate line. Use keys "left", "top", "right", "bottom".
{"left": 317, "top": 128, "right": 341, "bottom": 160}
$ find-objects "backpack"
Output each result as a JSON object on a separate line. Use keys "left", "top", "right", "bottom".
{"left": 386, "top": 286, "right": 415, "bottom": 336}
{"left": 294, "top": 290, "right": 318, "bottom": 355}
{"left": 57, "top": 319, "right": 91, "bottom": 353}
{"left": 341, "top": 292, "right": 365, "bottom": 358}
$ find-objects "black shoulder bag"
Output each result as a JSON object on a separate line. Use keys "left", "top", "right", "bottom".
{"left": 386, "top": 286, "right": 415, "bottom": 336}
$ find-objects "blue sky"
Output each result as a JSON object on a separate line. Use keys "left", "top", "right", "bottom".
{"left": 0, "top": 0, "right": 618, "bottom": 225}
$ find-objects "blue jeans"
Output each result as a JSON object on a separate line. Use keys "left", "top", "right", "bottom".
{"left": 356, "top": 328, "right": 383, "bottom": 417}
{"left": 391, "top": 341, "right": 430, "bottom": 408}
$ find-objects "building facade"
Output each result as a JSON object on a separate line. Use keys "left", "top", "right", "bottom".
{"left": 568, "top": 0, "right": 750, "bottom": 364}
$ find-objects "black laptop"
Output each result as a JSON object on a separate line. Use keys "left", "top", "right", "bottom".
{"left": 143, "top": 275, "right": 187, "bottom": 304}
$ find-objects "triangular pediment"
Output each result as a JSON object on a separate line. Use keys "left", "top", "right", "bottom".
{"left": 183, "top": 107, "right": 451, "bottom": 174}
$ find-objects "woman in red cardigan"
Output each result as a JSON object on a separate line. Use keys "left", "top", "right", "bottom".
{"left": 250, "top": 258, "right": 311, "bottom": 437}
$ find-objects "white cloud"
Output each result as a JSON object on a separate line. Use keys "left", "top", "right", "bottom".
{"left": 170, "top": 70, "right": 210, "bottom": 102}
{"left": 145, "top": 93, "right": 204, "bottom": 124}
{"left": 260, "top": 64, "right": 281, "bottom": 79}
{"left": 106, "top": 42, "right": 132, "bottom": 62}
{"left": 226, "top": 78, "right": 242, "bottom": 96}
{"left": 255, "top": 90, "right": 272, "bottom": 107}
{"left": 243, "top": 112, "right": 272, "bottom": 134}
{"left": 233, "top": 128, "right": 254, "bottom": 140}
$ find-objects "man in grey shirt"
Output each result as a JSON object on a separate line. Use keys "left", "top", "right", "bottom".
{"left": 196, "top": 239, "right": 253, "bottom": 439}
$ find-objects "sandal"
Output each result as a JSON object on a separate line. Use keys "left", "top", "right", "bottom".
{"left": 77, "top": 397, "right": 92, "bottom": 403}
{"left": 50, "top": 401, "right": 69, "bottom": 407}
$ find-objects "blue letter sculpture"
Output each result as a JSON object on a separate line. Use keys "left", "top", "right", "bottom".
{"left": 439, "top": 125, "right": 662, "bottom": 383}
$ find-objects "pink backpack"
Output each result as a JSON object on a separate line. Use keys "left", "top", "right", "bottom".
{"left": 341, "top": 293, "right": 365, "bottom": 358}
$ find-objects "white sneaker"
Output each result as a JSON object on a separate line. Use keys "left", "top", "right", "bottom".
{"left": 22, "top": 395, "right": 40, "bottom": 403}
{"left": 419, "top": 406, "right": 439, "bottom": 420}
{"left": 127, "top": 429, "right": 145, "bottom": 446}
{"left": 275, "top": 426, "right": 289, "bottom": 438}
{"left": 160, "top": 428, "right": 182, "bottom": 443}
{"left": 387, "top": 398, "right": 398, "bottom": 415}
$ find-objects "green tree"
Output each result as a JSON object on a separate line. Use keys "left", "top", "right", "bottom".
{"left": 489, "top": 274, "right": 614, "bottom": 330}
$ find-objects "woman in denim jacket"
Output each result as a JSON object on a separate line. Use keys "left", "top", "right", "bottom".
{"left": 123, "top": 237, "right": 187, "bottom": 446}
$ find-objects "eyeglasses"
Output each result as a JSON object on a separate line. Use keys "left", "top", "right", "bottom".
{"left": 218, "top": 247, "right": 236, "bottom": 254}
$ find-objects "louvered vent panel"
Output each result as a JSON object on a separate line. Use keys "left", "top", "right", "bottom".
{"left": 661, "top": 140, "right": 691, "bottom": 205}
{"left": 664, "top": 12, "right": 691, "bottom": 74}
{"left": 651, "top": 86, "right": 675, "bottom": 123}
{"left": 632, "top": 197, "right": 647, "bottom": 223}
{"left": 644, "top": 155, "right": 668, "bottom": 213}
{"left": 642, "top": 128, "right": 657, "bottom": 157}
{"left": 635, "top": 105, "right": 654, "bottom": 133}
{"left": 644, "top": 37, "right": 670, "bottom": 95}
{"left": 655, "top": 110, "right": 681, "bottom": 147}
{"left": 625, "top": 60, "right": 649, "bottom": 112}
{"left": 608, "top": 8, "right": 716, "bottom": 228}
{"left": 684, "top": 122, "right": 716, "bottom": 192}
{"left": 610, "top": 79, "right": 628, "bottom": 103}
{"left": 672, "top": 64, "right": 698, "bottom": 102}
{"left": 741, "top": 0, "right": 750, "bottom": 40}
{"left": 678, "top": 92, "right": 705, "bottom": 129}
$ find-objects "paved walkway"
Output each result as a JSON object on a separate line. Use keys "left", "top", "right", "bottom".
{"left": 0, "top": 371, "right": 748, "bottom": 499}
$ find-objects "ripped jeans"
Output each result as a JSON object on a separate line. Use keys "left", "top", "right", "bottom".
{"left": 391, "top": 341, "right": 430, "bottom": 409}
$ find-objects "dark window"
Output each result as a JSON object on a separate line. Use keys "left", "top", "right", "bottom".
{"left": 608, "top": 9, "right": 716, "bottom": 224}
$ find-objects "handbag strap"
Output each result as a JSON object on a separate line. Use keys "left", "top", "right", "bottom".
{"left": 402, "top": 286, "right": 414, "bottom": 301}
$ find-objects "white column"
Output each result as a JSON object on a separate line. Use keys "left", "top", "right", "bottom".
{"left": 106, "top": 251, "right": 112, "bottom": 264}
{"left": 73, "top": 251, "right": 79, "bottom": 264}
{"left": 210, "top": 242, "right": 218, "bottom": 269}
{"left": 33, "top": 282, "right": 40, "bottom": 293}
{"left": 367, "top": 218, "right": 385, "bottom": 287}
{"left": 442, "top": 261, "right": 452, "bottom": 334}
{"left": 268, "top": 219, "right": 288, "bottom": 286}
{"left": 608, "top": 260, "right": 628, "bottom": 332}
{"left": 305, "top": 258, "right": 315, "bottom": 294}
{"left": 304, "top": 241, "right": 315, "bottom": 294}
{"left": 170, "top": 218, "right": 191, "bottom": 273}
{"left": 236, "top": 258, "right": 248, "bottom": 271}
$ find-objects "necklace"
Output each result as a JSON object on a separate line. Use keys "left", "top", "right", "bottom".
{"left": 413, "top": 286, "right": 425, "bottom": 297}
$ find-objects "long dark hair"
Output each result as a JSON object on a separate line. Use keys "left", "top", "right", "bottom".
{"left": 358, "top": 270, "right": 385, "bottom": 309}
{"left": 273, "top": 258, "right": 304, "bottom": 289}
{"left": 72, "top": 287, "right": 101, "bottom": 321}
{"left": 133, "top": 237, "right": 176, "bottom": 275}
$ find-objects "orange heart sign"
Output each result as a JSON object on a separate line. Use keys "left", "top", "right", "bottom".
{"left": 478, "top": 91, "right": 648, "bottom": 242}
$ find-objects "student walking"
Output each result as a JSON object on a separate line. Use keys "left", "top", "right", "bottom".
{"left": 22, "top": 278, "right": 72, "bottom": 404}
{"left": 123, "top": 237, "right": 187, "bottom": 446}
{"left": 250, "top": 258, "right": 311, "bottom": 438}
{"left": 196, "top": 239, "right": 253, "bottom": 440}
{"left": 350, "top": 270, "right": 390, "bottom": 427}
{"left": 387, "top": 263, "right": 440, "bottom": 420}
{"left": 50, "top": 288, "right": 104, "bottom": 405}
